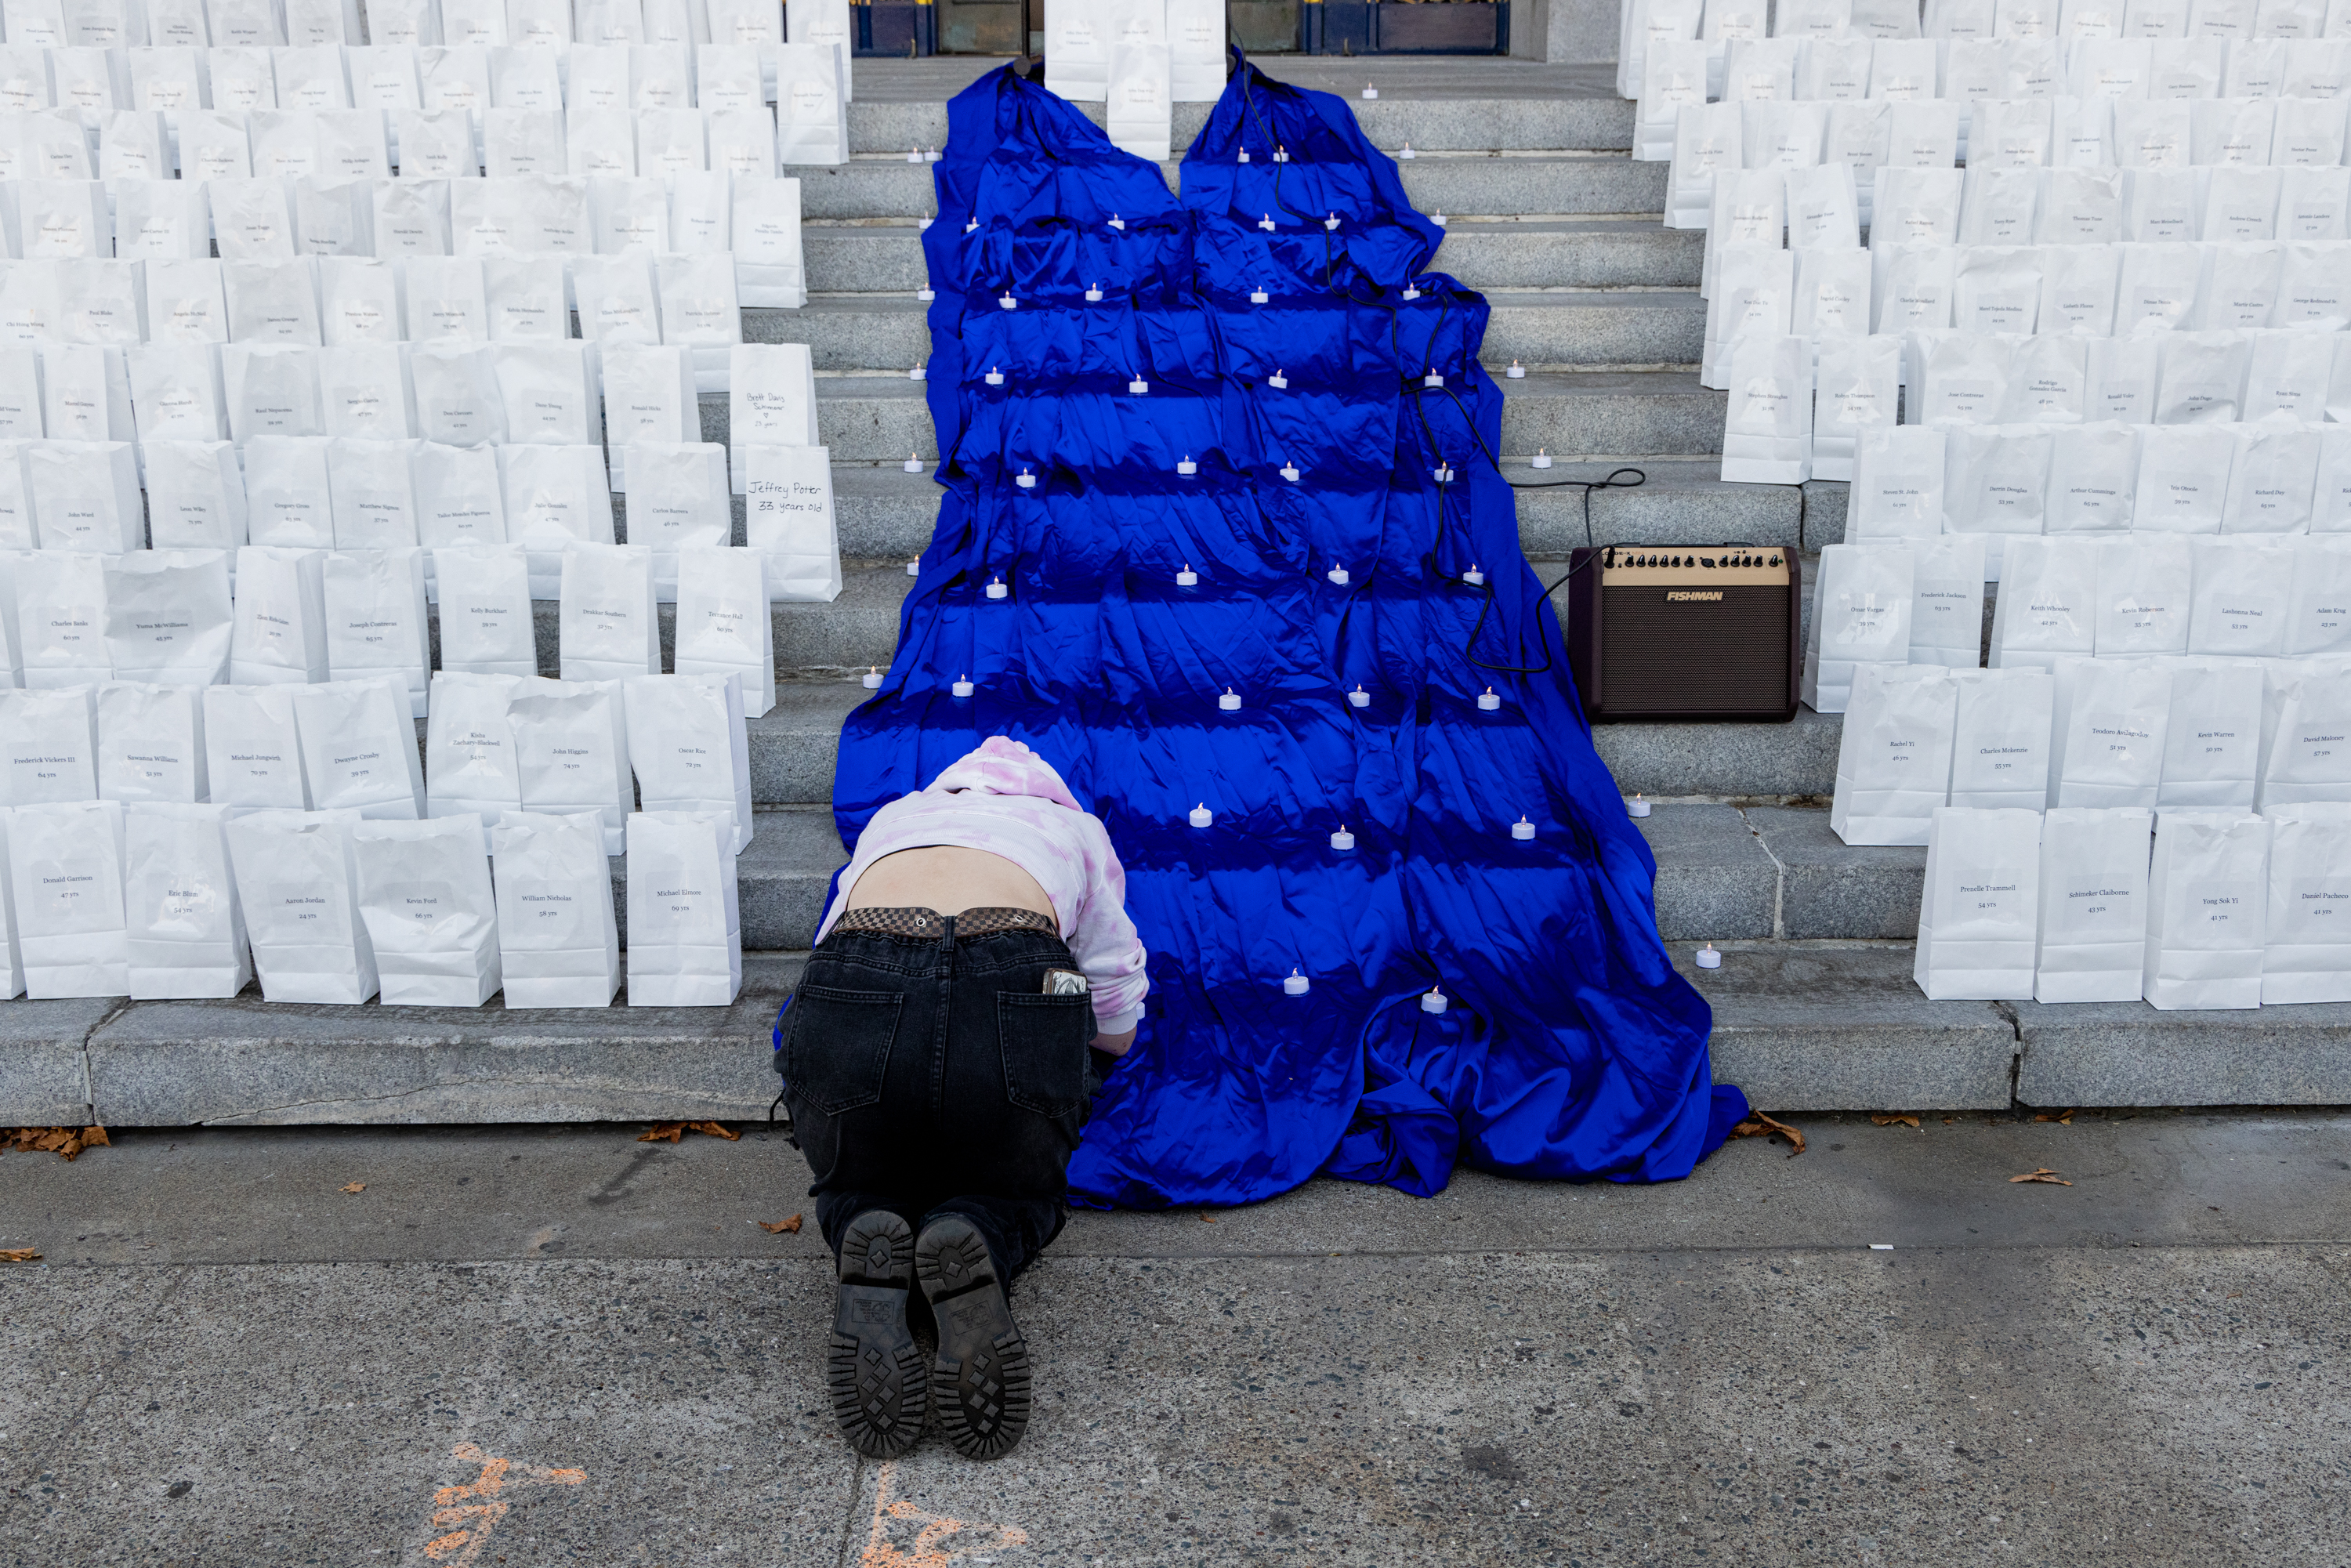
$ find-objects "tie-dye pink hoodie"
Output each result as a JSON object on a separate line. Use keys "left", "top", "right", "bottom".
{"left": 817, "top": 737, "right": 1150, "bottom": 1037}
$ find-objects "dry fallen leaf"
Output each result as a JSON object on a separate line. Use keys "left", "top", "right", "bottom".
{"left": 340, "top": 1182, "right": 365, "bottom": 1193}
{"left": 1198, "top": 1213, "right": 1218, "bottom": 1223}
{"left": 688, "top": 1121, "right": 740, "bottom": 1142}
{"left": 2010, "top": 1168, "right": 2074, "bottom": 1186}
{"left": 0, "top": 1248, "right": 39, "bottom": 1262}
{"left": 758, "top": 1215, "right": 803, "bottom": 1234}
{"left": 1730, "top": 1111, "right": 1806, "bottom": 1157}
{"left": 2034, "top": 1109, "right": 2078, "bottom": 1125}
{"left": 638, "top": 1123, "right": 686, "bottom": 1143}
{"left": 4, "top": 1125, "right": 110, "bottom": 1161}
{"left": 1871, "top": 1113, "right": 1922, "bottom": 1130}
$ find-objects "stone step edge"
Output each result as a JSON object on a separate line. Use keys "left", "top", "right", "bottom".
{"left": 20, "top": 942, "right": 2351, "bottom": 1128}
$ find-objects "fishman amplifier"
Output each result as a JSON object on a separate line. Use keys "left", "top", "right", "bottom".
{"left": 1563, "top": 545, "right": 1800, "bottom": 722}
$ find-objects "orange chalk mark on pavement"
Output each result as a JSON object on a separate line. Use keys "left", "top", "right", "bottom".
{"left": 420, "top": 1442, "right": 585, "bottom": 1566}
{"left": 860, "top": 1461, "right": 1031, "bottom": 1567}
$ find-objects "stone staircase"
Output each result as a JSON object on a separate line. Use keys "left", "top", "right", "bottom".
{"left": 10, "top": 56, "right": 2342, "bottom": 1135}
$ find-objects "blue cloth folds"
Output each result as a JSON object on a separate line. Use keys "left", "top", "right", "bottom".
{"left": 831, "top": 60, "right": 1749, "bottom": 1209}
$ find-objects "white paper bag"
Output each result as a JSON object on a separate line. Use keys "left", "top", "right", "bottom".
{"left": 1831, "top": 661, "right": 1958, "bottom": 845}
{"left": 350, "top": 812, "right": 500, "bottom": 1004}
{"left": 491, "top": 807, "right": 621, "bottom": 1007}
{"left": 1907, "top": 533, "right": 1987, "bottom": 668}
{"left": 1045, "top": 0, "right": 1118, "bottom": 100}
{"left": 432, "top": 541, "right": 536, "bottom": 675}
{"left": 324, "top": 545, "right": 430, "bottom": 712}
{"left": 2261, "top": 802, "right": 2351, "bottom": 1003}
{"left": 425, "top": 667, "right": 523, "bottom": 832}
{"left": 222, "top": 342, "right": 327, "bottom": 441}
{"left": 1949, "top": 667, "right": 2055, "bottom": 809}
{"left": 2143, "top": 809, "right": 2266, "bottom": 1009}
{"left": 102, "top": 548, "right": 233, "bottom": 683}
{"left": 94, "top": 682, "right": 204, "bottom": 804}
{"left": 571, "top": 253, "right": 661, "bottom": 348}
{"left": 243, "top": 433, "right": 337, "bottom": 547}
{"left": 0, "top": 684, "right": 99, "bottom": 804}
{"left": 143, "top": 258, "right": 230, "bottom": 343}
{"left": 127, "top": 343, "right": 228, "bottom": 443}
{"left": 2258, "top": 657, "right": 2351, "bottom": 809}
{"left": 15, "top": 551, "right": 110, "bottom": 687}
{"left": 2096, "top": 534, "right": 2192, "bottom": 657}
{"left": 601, "top": 345, "right": 697, "bottom": 489}
{"left": 2220, "top": 419, "right": 2320, "bottom": 534}
{"left": 624, "top": 806, "right": 740, "bottom": 1005}
{"left": 491, "top": 342, "right": 602, "bottom": 445}
{"left": 25, "top": 439, "right": 140, "bottom": 554}
{"left": 507, "top": 676, "right": 632, "bottom": 853}
{"left": 1912, "top": 331, "right": 2009, "bottom": 426}
{"left": 622, "top": 669, "right": 749, "bottom": 851}
{"left": 1914, "top": 805, "right": 2043, "bottom": 999}
{"left": 481, "top": 255, "right": 567, "bottom": 340}
{"left": 410, "top": 341, "right": 505, "bottom": 444}
{"left": 730, "top": 173, "right": 805, "bottom": 310}
{"left": 2044, "top": 422, "right": 2136, "bottom": 536}
{"left": 122, "top": 799, "right": 251, "bottom": 998}
{"left": 558, "top": 541, "right": 657, "bottom": 683}
{"left": 743, "top": 440, "right": 839, "bottom": 603}
{"left": 223, "top": 806, "right": 379, "bottom": 1001}
{"left": 773, "top": 41, "right": 844, "bottom": 168}
{"left": 230, "top": 543, "right": 330, "bottom": 683}
{"left": 2286, "top": 536, "right": 2351, "bottom": 655}
{"left": 1802, "top": 540, "right": 1915, "bottom": 712}
{"left": 404, "top": 257, "right": 489, "bottom": 342}
{"left": 325, "top": 435, "right": 423, "bottom": 540}
{"left": 2033, "top": 804, "right": 2153, "bottom": 1003}
{"left": 501, "top": 443, "right": 617, "bottom": 595}
{"left": 1989, "top": 536, "right": 2099, "bottom": 671}
{"left": 2050, "top": 654, "right": 2172, "bottom": 807}
{"left": 1104, "top": 41, "right": 1172, "bottom": 163}
{"left": 2154, "top": 330, "right": 2252, "bottom": 421}
{"left": 412, "top": 440, "right": 505, "bottom": 552}
{"left": 672, "top": 544, "right": 771, "bottom": 718}
{"left": 1719, "top": 335, "right": 1813, "bottom": 484}
{"left": 2131, "top": 422, "right": 2236, "bottom": 534}
{"left": 2186, "top": 536, "right": 2291, "bottom": 657}
{"left": 1846, "top": 423, "right": 1947, "bottom": 539}
{"left": 9, "top": 798, "right": 129, "bottom": 995}
{"left": 201, "top": 683, "right": 311, "bottom": 807}
{"left": 2154, "top": 654, "right": 2263, "bottom": 810}
{"left": 2243, "top": 332, "right": 2338, "bottom": 425}
{"left": 142, "top": 440, "right": 250, "bottom": 553}
{"left": 292, "top": 674, "right": 425, "bottom": 820}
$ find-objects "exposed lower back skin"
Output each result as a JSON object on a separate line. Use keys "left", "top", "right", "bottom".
{"left": 845, "top": 846, "right": 1057, "bottom": 923}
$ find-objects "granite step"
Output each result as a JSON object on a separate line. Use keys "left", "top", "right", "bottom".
{"left": 792, "top": 151, "right": 1670, "bottom": 222}
{"left": 801, "top": 371, "right": 1728, "bottom": 462}
{"left": 842, "top": 58, "right": 1637, "bottom": 158}
{"left": 26, "top": 933, "right": 2351, "bottom": 1129}
{"left": 801, "top": 217, "right": 1702, "bottom": 296}
{"left": 746, "top": 289, "right": 1702, "bottom": 374}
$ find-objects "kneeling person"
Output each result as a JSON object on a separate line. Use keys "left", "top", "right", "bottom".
{"left": 776, "top": 737, "right": 1147, "bottom": 1460}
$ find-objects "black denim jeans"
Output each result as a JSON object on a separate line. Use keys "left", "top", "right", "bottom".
{"left": 778, "top": 918, "right": 1101, "bottom": 1284}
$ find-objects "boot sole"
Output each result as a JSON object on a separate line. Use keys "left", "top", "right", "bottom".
{"left": 915, "top": 1216, "right": 1032, "bottom": 1461}
{"left": 828, "top": 1211, "right": 925, "bottom": 1459}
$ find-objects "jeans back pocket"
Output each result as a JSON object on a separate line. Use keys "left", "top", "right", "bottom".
{"left": 781, "top": 985, "right": 905, "bottom": 1115}
{"left": 996, "top": 991, "right": 1095, "bottom": 1118}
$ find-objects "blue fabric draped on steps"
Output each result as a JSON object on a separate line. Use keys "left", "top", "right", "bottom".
{"left": 829, "top": 60, "right": 1750, "bottom": 1208}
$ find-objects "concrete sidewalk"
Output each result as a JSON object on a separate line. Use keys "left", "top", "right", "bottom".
{"left": 5, "top": 1110, "right": 2349, "bottom": 1565}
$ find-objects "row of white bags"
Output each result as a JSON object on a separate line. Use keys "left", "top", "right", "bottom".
{"left": 0, "top": 38, "right": 841, "bottom": 114}
{"left": 1914, "top": 802, "right": 2349, "bottom": 1007}
{"left": 1712, "top": 251, "right": 2351, "bottom": 371}
{"left": 0, "top": 0, "right": 851, "bottom": 62}
{"left": 0, "top": 541, "right": 802, "bottom": 710}
{"left": 1, "top": 100, "right": 799, "bottom": 187}
{"left": 1801, "top": 536, "right": 2351, "bottom": 704}
{"left": 8, "top": 250, "right": 795, "bottom": 358}
{"left": 1846, "top": 421, "right": 2351, "bottom": 541}
{"left": 0, "top": 800, "right": 742, "bottom": 1006}
{"left": 1621, "top": 0, "right": 2351, "bottom": 101}
{"left": 24, "top": 346, "right": 814, "bottom": 492}
{"left": 1833, "top": 654, "right": 2351, "bottom": 841}
{"left": 0, "top": 667, "right": 756, "bottom": 849}
{"left": 0, "top": 172, "right": 799, "bottom": 280}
